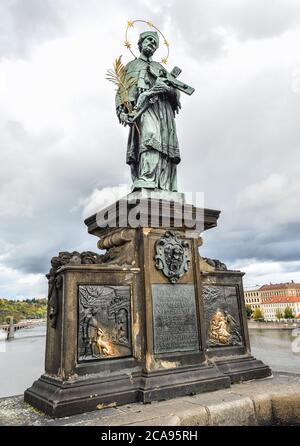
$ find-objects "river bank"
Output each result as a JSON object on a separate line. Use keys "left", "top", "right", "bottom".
{"left": 248, "top": 321, "right": 300, "bottom": 330}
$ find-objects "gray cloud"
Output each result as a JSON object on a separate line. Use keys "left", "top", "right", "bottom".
{"left": 164, "top": 0, "right": 300, "bottom": 59}
{"left": 0, "top": 0, "right": 66, "bottom": 59}
{"left": 0, "top": 0, "right": 300, "bottom": 296}
{"left": 0, "top": 117, "right": 126, "bottom": 277}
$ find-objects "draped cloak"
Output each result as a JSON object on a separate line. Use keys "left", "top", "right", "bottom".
{"left": 115, "top": 55, "right": 181, "bottom": 191}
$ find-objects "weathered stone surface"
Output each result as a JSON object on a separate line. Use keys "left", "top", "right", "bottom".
{"left": 208, "top": 397, "right": 256, "bottom": 426}
{"left": 128, "top": 415, "right": 181, "bottom": 426}
{"left": 178, "top": 406, "right": 209, "bottom": 426}
{"left": 272, "top": 392, "right": 300, "bottom": 425}
{"left": 84, "top": 199, "right": 220, "bottom": 235}
{"left": 4, "top": 373, "right": 300, "bottom": 426}
{"left": 251, "top": 393, "right": 273, "bottom": 426}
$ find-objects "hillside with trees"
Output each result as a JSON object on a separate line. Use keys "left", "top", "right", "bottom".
{"left": 0, "top": 298, "right": 47, "bottom": 324}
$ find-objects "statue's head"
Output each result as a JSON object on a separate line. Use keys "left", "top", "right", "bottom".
{"left": 138, "top": 31, "right": 159, "bottom": 57}
{"left": 91, "top": 307, "right": 98, "bottom": 316}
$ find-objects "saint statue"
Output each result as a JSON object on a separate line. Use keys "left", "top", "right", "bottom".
{"left": 113, "top": 30, "right": 194, "bottom": 192}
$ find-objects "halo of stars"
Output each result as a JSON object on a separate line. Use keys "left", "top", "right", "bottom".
{"left": 125, "top": 19, "right": 170, "bottom": 65}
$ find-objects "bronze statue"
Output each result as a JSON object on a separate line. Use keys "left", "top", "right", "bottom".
{"left": 108, "top": 28, "right": 194, "bottom": 192}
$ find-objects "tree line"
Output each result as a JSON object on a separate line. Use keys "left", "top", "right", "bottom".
{"left": 0, "top": 298, "right": 47, "bottom": 324}
{"left": 246, "top": 305, "right": 296, "bottom": 321}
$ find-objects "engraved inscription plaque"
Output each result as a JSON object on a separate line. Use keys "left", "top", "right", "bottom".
{"left": 203, "top": 285, "right": 243, "bottom": 348}
{"left": 152, "top": 284, "right": 199, "bottom": 354}
{"left": 78, "top": 285, "right": 132, "bottom": 361}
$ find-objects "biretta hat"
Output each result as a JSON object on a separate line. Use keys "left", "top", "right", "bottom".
{"left": 139, "top": 31, "right": 159, "bottom": 47}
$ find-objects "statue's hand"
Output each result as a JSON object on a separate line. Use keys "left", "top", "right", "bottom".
{"left": 136, "top": 90, "right": 151, "bottom": 110}
{"left": 152, "top": 79, "right": 171, "bottom": 94}
{"left": 119, "top": 112, "right": 132, "bottom": 127}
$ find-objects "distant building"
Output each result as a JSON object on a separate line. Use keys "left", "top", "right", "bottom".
{"left": 260, "top": 281, "right": 300, "bottom": 321}
{"left": 244, "top": 281, "right": 300, "bottom": 321}
{"left": 244, "top": 286, "right": 262, "bottom": 311}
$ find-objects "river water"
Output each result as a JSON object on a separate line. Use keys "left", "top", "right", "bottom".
{"left": 0, "top": 325, "right": 46, "bottom": 398}
{"left": 250, "top": 327, "right": 300, "bottom": 375}
{"left": 0, "top": 325, "right": 299, "bottom": 398}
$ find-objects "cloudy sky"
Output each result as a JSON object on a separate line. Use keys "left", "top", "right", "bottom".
{"left": 1, "top": 0, "right": 300, "bottom": 298}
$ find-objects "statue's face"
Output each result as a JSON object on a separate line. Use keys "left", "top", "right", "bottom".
{"left": 141, "top": 35, "right": 158, "bottom": 57}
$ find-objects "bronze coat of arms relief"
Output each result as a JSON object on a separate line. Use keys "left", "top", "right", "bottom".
{"left": 154, "top": 230, "right": 190, "bottom": 283}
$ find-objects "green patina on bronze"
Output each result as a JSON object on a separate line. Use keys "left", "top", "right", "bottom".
{"left": 114, "top": 31, "right": 194, "bottom": 192}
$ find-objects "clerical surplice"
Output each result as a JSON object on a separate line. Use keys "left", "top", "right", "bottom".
{"left": 116, "top": 31, "right": 181, "bottom": 191}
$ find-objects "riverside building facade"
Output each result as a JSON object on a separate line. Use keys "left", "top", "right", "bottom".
{"left": 244, "top": 281, "right": 300, "bottom": 321}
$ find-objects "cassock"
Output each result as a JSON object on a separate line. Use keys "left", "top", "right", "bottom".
{"left": 116, "top": 54, "right": 181, "bottom": 191}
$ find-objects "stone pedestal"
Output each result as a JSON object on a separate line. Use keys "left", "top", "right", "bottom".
{"left": 24, "top": 195, "right": 271, "bottom": 417}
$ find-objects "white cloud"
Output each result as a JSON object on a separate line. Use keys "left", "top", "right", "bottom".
{"left": 0, "top": 265, "right": 46, "bottom": 299}
{"left": 80, "top": 185, "right": 130, "bottom": 219}
{"left": 229, "top": 258, "right": 300, "bottom": 288}
{"left": 236, "top": 173, "right": 300, "bottom": 231}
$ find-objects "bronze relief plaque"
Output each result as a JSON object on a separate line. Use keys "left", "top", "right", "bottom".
{"left": 78, "top": 285, "right": 132, "bottom": 361}
{"left": 152, "top": 284, "right": 199, "bottom": 354}
{"left": 203, "top": 286, "right": 243, "bottom": 348}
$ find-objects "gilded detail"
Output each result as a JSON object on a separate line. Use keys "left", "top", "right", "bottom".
{"left": 209, "top": 310, "right": 231, "bottom": 345}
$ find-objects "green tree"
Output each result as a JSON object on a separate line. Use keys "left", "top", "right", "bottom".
{"left": 253, "top": 308, "right": 264, "bottom": 321}
{"left": 284, "top": 306, "right": 295, "bottom": 319}
{"left": 245, "top": 305, "right": 253, "bottom": 319}
{"left": 0, "top": 298, "right": 47, "bottom": 324}
{"left": 275, "top": 308, "right": 283, "bottom": 320}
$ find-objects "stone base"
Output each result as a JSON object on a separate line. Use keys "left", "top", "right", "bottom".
{"left": 128, "top": 188, "right": 186, "bottom": 203}
{"left": 24, "top": 364, "right": 230, "bottom": 418}
{"left": 24, "top": 198, "right": 271, "bottom": 418}
{"left": 24, "top": 354, "right": 271, "bottom": 418}
{"left": 139, "top": 365, "right": 230, "bottom": 403}
{"left": 214, "top": 356, "right": 272, "bottom": 383}
{"left": 4, "top": 373, "right": 300, "bottom": 426}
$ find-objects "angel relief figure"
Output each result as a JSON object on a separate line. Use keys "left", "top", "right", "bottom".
{"left": 209, "top": 310, "right": 231, "bottom": 345}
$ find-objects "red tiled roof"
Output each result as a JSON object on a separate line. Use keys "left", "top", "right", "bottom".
{"left": 261, "top": 295, "right": 300, "bottom": 304}
{"left": 260, "top": 282, "right": 300, "bottom": 291}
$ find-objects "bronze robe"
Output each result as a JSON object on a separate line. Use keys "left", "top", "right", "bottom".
{"left": 116, "top": 55, "right": 181, "bottom": 191}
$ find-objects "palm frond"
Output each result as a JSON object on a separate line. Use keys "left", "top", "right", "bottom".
{"left": 106, "top": 55, "right": 137, "bottom": 108}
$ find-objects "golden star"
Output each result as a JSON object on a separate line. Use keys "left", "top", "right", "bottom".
{"left": 127, "top": 20, "right": 134, "bottom": 28}
{"left": 124, "top": 40, "right": 131, "bottom": 49}
{"left": 161, "top": 58, "right": 168, "bottom": 65}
